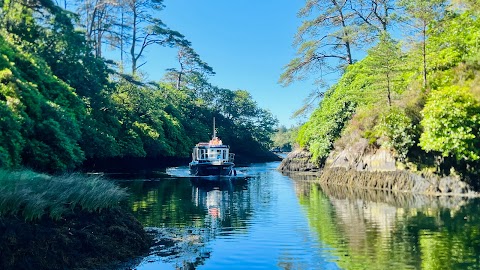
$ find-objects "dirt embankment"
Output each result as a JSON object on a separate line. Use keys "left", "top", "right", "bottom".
{"left": 0, "top": 207, "right": 152, "bottom": 270}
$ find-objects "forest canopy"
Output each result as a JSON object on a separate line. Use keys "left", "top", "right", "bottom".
{"left": 0, "top": 0, "right": 278, "bottom": 173}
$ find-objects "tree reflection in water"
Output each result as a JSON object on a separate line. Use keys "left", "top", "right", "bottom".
{"left": 288, "top": 173, "right": 480, "bottom": 270}
{"left": 120, "top": 176, "right": 251, "bottom": 268}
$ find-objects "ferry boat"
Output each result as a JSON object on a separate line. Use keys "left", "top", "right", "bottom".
{"left": 189, "top": 119, "right": 236, "bottom": 176}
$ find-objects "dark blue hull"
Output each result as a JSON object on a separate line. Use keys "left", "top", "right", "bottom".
{"left": 189, "top": 162, "right": 235, "bottom": 176}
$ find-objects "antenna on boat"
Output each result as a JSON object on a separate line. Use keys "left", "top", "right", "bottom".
{"left": 213, "top": 117, "right": 216, "bottom": 138}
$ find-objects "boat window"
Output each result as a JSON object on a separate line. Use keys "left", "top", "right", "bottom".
{"left": 222, "top": 150, "right": 226, "bottom": 160}
{"left": 198, "top": 149, "right": 207, "bottom": 159}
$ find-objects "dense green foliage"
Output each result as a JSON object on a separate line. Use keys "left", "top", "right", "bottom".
{"left": 0, "top": 0, "right": 277, "bottom": 173}
{"left": 0, "top": 170, "right": 126, "bottom": 220}
{"left": 419, "top": 86, "right": 480, "bottom": 161}
{"left": 271, "top": 126, "right": 299, "bottom": 152}
{"left": 296, "top": 60, "right": 373, "bottom": 162}
{"left": 0, "top": 34, "right": 85, "bottom": 172}
{"left": 289, "top": 0, "right": 480, "bottom": 179}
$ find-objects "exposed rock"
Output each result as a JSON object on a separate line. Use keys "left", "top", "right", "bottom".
{"left": 277, "top": 149, "right": 321, "bottom": 172}
{"left": 316, "top": 182, "right": 471, "bottom": 210}
{"left": 317, "top": 167, "right": 477, "bottom": 196}
{"left": 326, "top": 138, "right": 396, "bottom": 172}
{"left": 279, "top": 139, "right": 477, "bottom": 195}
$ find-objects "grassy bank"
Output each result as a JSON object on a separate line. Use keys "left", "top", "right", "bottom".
{"left": 0, "top": 170, "right": 127, "bottom": 221}
{"left": 0, "top": 170, "right": 152, "bottom": 270}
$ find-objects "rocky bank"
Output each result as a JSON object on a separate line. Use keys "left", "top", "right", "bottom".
{"left": 277, "top": 149, "right": 322, "bottom": 172}
{"left": 279, "top": 138, "right": 478, "bottom": 195}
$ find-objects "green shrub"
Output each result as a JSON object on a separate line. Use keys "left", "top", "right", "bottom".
{"left": 419, "top": 85, "right": 480, "bottom": 161}
{"left": 295, "top": 59, "right": 375, "bottom": 164}
{"left": 376, "top": 108, "right": 417, "bottom": 161}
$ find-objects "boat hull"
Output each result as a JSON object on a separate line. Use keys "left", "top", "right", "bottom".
{"left": 189, "top": 162, "right": 235, "bottom": 176}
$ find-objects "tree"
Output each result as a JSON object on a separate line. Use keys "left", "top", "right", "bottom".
{"left": 363, "top": 32, "right": 404, "bottom": 106}
{"left": 124, "top": 0, "right": 189, "bottom": 74}
{"left": 398, "top": 0, "right": 447, "bottom": 88}
{"left": 349, "top": 0, "right": 397, "bottom": 32}
{"left": 419, "top": 86, "right": 480, "bottom": 162}
{"left": 280, "top": 0, "right": 395, "bottom": 122}
{"left": 72, "top": 0, "right": 122, "bottom": 58}
{"left": 167, "top": 45, "right": 215, "bottom": 89}
{"left": 280, "top": 0, "right": 357, "bottom": 88}
{"left": 272, "top": 126, "right": 298, "bottom": 152}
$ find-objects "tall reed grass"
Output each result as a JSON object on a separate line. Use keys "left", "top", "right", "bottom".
{"left": 0, "top": 170, "right": 127, "bottom": 221}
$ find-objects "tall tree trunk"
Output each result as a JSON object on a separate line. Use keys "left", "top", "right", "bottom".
{"left": 130, "top": 6, "right": 137, "bottom": 75}
{"left": 382, "top": 2, "right": 388, "bottom": 31}
{"left": 120, "top": 7, "right": 124, "bottom": 65}
{"left": 176, "top": 71, "right": 183, "bottom": 89}
{"left": 422, "top": 21, "right": 427, "bottom": 89}
{"left": 386, "top": 73, "right": 392, "bottom": 106}
{"left": 337, "top": 2, "right": 353, "bottom": 65}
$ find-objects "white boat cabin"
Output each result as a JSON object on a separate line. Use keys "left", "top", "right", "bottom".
{"left": 191, "top": 137, "right": 235, "bottom": 165}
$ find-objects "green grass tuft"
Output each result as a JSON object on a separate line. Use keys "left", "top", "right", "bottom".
{"left": 0, "top": 170, "right": 127, "bottom": 221}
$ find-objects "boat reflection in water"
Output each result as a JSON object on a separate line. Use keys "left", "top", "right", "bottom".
{"left": 119, "top": 175, "right": 251, "bottom": 269}
{"left": 190, "top": 177, "right": 250, "bottom": 232}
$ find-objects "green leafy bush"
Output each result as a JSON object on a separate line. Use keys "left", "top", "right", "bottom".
{"left": 376, "top": 108, "right": 417, "bottom": 161}
{"left": 296, "top": 60, "right": 378, "bottom": 163}
{"left": 419, "top": 85, "right": 480, "bottom": 161}
{"left": 0, "top": 35, "right": 85, "bottom": 172}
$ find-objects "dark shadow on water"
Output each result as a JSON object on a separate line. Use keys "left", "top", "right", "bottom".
{"left": 189, "top": 176, "right": 249, "bottom": 191}
{"left": 101, "top": 170, "right": 169, "bottom": 180}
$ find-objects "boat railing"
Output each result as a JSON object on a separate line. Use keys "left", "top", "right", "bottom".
{"left": 228, "top": 153, "right": 235, "bottom": 162}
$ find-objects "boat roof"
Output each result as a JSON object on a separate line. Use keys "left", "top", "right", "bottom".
{"left": 194, "top": 137, "right": 229, "bottom": 149}
{"left": 194, "top": 143, "right": 229, "bottom": 149}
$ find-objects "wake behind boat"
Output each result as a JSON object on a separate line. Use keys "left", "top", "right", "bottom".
{"left": 189, "top": 119, "right": 236, "bottom": 176}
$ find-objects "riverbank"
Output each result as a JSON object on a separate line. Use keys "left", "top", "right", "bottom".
{"left": 0, "top": 207, "right": 152, "bottom": 270}
{"left": 277, "top": 149, "right": 321, "bottom": 172}
{"left": 317, "top": 168, "right": 477, "bottom": 196}
{"left": 0, "top": 171, "right": 153, "bottom": 269}
{"left": 279, "top": 148, "right": 479, "bottom": 196}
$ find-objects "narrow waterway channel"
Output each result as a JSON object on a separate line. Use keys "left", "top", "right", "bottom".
{"left": 114, "top": 162, "right": 480, "bottom": 269}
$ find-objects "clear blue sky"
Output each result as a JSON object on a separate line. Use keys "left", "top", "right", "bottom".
{"left": 140, "top": 0, "right": 316, "bottom": 127}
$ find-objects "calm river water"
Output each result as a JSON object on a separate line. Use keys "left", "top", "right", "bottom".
{"left": 115, "top": 162, "right": 480, "bottom": 270}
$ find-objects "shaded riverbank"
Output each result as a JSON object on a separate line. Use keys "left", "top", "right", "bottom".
{"left": 0, "top": 171, "right": 153, "bottom": 270}
{"left": 82, "top": 152, "right": 281, "bottom": 173}
{"left": 0, "top": 207, "right": 152, "bottom": 270}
